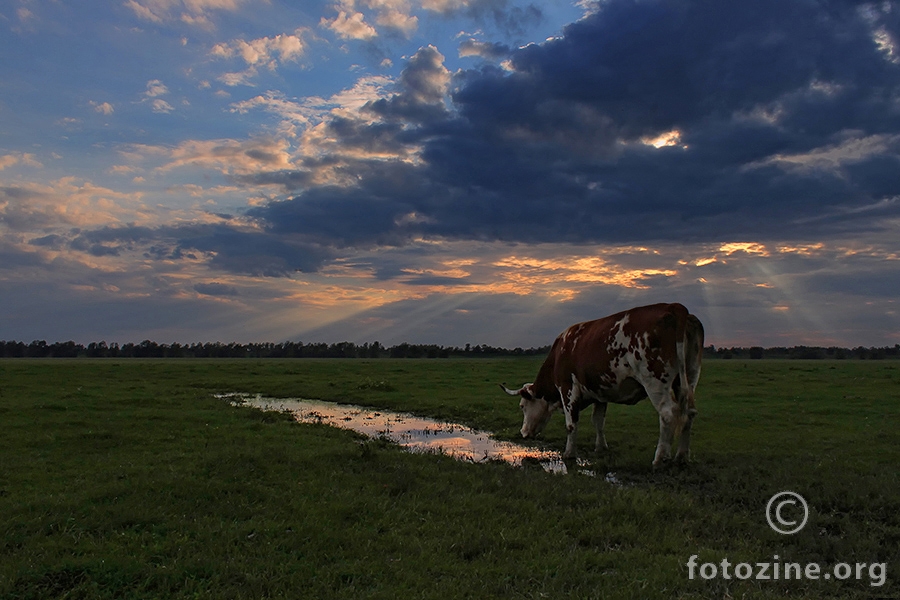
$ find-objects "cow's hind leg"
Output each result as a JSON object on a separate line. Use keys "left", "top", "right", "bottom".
{"left": 592, "top": 402, "right": 608, "bottom": 452}
{"left": 674, "top": 373, "right": 698, "bottom": 463}
{"left": 675, "top": 405, "right": 698, "bottom": 463}
{"left": 646, "top": 382, "right": 680, "bottom": 468}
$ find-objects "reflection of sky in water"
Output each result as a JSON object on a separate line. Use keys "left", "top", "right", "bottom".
{"left": 225, "top": 394, "right": 601, "bottom": 476}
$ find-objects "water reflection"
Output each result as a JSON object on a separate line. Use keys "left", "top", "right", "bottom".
{"left": 224, "top": 393, "right": 603, "bottom": 477}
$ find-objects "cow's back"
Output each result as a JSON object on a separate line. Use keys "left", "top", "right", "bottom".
{"left": 538, "top": 303, "right": 694, "bottom": 402}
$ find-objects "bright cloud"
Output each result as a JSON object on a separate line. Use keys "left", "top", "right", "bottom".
{"left": 322, "top": 0, "right": 430, "bottom": 40}
{"left": 750, "top": 134, "right": 900, "bottom": 174}
{"left": 322, "top": 6, "right": 378, "bottom": 40}
{"left": 210, "top": 30, "right": 308, "bottom": 86}
{"left": 210, "top": 30, "right": 307, "bottom": 68}
{"left": 0, "top": 153, "right": 42, "bottom": 171}
{"left": 0, "top": 177, "right": 151, "bottom": 233}
{"left": 125, "top": 0, "right": 245, "bottom": 25}
{"left": 144, "top": 79, "right": 169, "bottom": 98}
{"left": 492, "top": 254, "right": 677, "bottom": 293}
{"left": 153, "top": 137, "right": 295, "bottom": 175}
{"left": 91, "top": 101, "right": 115, "bottom": 115}
{"left": 151, "top": 99, "right": 175, "bottom": 113}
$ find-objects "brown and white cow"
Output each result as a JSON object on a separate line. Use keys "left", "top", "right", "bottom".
{"left": 501, "top": 303, "right": 704, "bottom": 467}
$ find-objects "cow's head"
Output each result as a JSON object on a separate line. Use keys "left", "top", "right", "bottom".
{"left": 500, "top": 383, "right": 553, "bottom": 438}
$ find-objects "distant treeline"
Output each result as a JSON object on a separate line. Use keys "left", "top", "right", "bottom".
{"left": 704, "top": 345, "right": 900, "bottom": 360}
{"left": 0, "top": 340, "right": 551, "bottom": 359}
{"left": 1, "top": 339, "right": 899, "bottom": 359}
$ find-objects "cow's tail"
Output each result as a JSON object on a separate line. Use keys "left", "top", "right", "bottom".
{"left": 672, "top": 304, "right": 699, "bottom": 435}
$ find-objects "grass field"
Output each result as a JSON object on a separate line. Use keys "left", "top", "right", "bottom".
{"left": 1, "top": 358, "right": 899, "bottom": 599}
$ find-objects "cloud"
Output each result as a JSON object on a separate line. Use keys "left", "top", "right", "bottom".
{"left": 144, "top": 79, "right": 169, "bottom": 97}
{"left": 362, "top": 44, "right": 450, "bottom": 122}
{"left": 320, "top": 0, "right": 425, "bottom": 40}
{"left": 322, "top": 2, "right": 378, "bottom": 40}
{"left": 91, "top": 101, "right": 115, "bottom": 115}
{"left": 125, "top": 0, "right": 245, "bottom": 26}
{"left": 194, "top": 282, "right": 239, "bottom": 296}
{"left": 0, "top": 153, "right": 42, "bottom": 171}
{"left": 0, "top": 179, "right": 147, "bottom": 232}
{"left": 458, "top": 38, "right": 510, "bottom": 60}
{"left": 156, "top": 136, "right": 294, "bottom": 174}
{"left": 141, "top": 80, "right": 175, "bottom": 112}
{"left": 58, "top": 222, "right": 335, "bottom": 277}
{"left": 374, "top": 1, "right": 418, "bottom": 37}
{"left": 210, "top": 30, "right": 308, "bottom": 85}
{"left": 320, "top": 0, "right": 539, "bottom": 42}
{"left": 216, "top": 32, "right": 307, "bottom": 65}
{"left": 151, "top": 98, "right": 175, "bottom": 113}
{"left": 231, "top": 75, "right": 394, "bottom": 127}
{"left": 29, "top": 234, "right": 68, "bottom": 250}
{"left": 235, "top": 0, "right": 900, "bottom": 256}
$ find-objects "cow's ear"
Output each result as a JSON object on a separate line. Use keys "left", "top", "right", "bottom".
{"left": 521, "top": 387, "right": 533, "bottom": 401}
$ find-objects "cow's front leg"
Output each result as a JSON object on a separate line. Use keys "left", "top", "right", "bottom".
{"left": 592, "top": 402, "right": 608, "bottom": 452}
{"left": 560, "top": 384, "right": 582, "bottom": 459}
{"left": 562, "top": 406, "right": 579, "bottom": 459}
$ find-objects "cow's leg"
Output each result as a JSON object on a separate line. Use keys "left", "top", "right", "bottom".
{"left": 675, "top": 407, "right": 697, "bottom": 462}
{"left": 564, "top": 420, "right": 578, "bottom": 458}
{"left": 674, "top": 372, "right": 699, "bottom": 462}
{"left": 646, "top": 383, "right": 680, "bottom": 468}
{"left": 592, "top": 402, "right": 608, "bottom": 452}
{"left": 562, "top": 404, "right": 580, "bottom": 459}
{"left": 560, "top": 385, "right": 580, "bottom": 459}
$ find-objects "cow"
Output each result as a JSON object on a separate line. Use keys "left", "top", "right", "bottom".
{"left": 501, "top": 303, "right": 704, "bottom": 467}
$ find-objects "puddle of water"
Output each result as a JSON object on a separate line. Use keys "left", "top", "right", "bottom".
{"left": 221, "top": 393, "right": 609, "bottom": 478}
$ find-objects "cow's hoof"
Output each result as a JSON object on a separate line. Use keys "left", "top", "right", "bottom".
{"left": 652, "top": 457, "right": 671, "bottom": 471}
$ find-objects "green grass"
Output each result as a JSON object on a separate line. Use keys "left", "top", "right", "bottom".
{"left": 1, "top": 359, "right": 899, "bottom": 599}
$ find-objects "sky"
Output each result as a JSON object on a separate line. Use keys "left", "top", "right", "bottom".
{"left": 1, "top": 0, "right": 900, "bottom": 349}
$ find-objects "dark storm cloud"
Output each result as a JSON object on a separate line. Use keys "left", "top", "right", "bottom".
{"left": 324, "top": 117, "right": 416, "bottom": 152}
{"left": 248, "top": 154, "right": 454, "bottom": 246}
{"left": 244, "top": 0, "right": 900, "bottom": 252}
{"left": 232, "top": 169, "right": 314, "bottom": 193}
{"left": 194, "top": 282, "right": 239, "bottom": 297}
{"left": 29, "top": 234, "right": 67, "bottom": 249}
{"left": 363, "top": 45, "right": 450, "bottom": 124}
{"left": 63, "top": 223, "right": 333, "bottom": 277}
{"left": 181, "top": 227, "right": 332, "bottom": 276}
{"left": 505, "top": 1, "right": 883, "bottom": 132}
